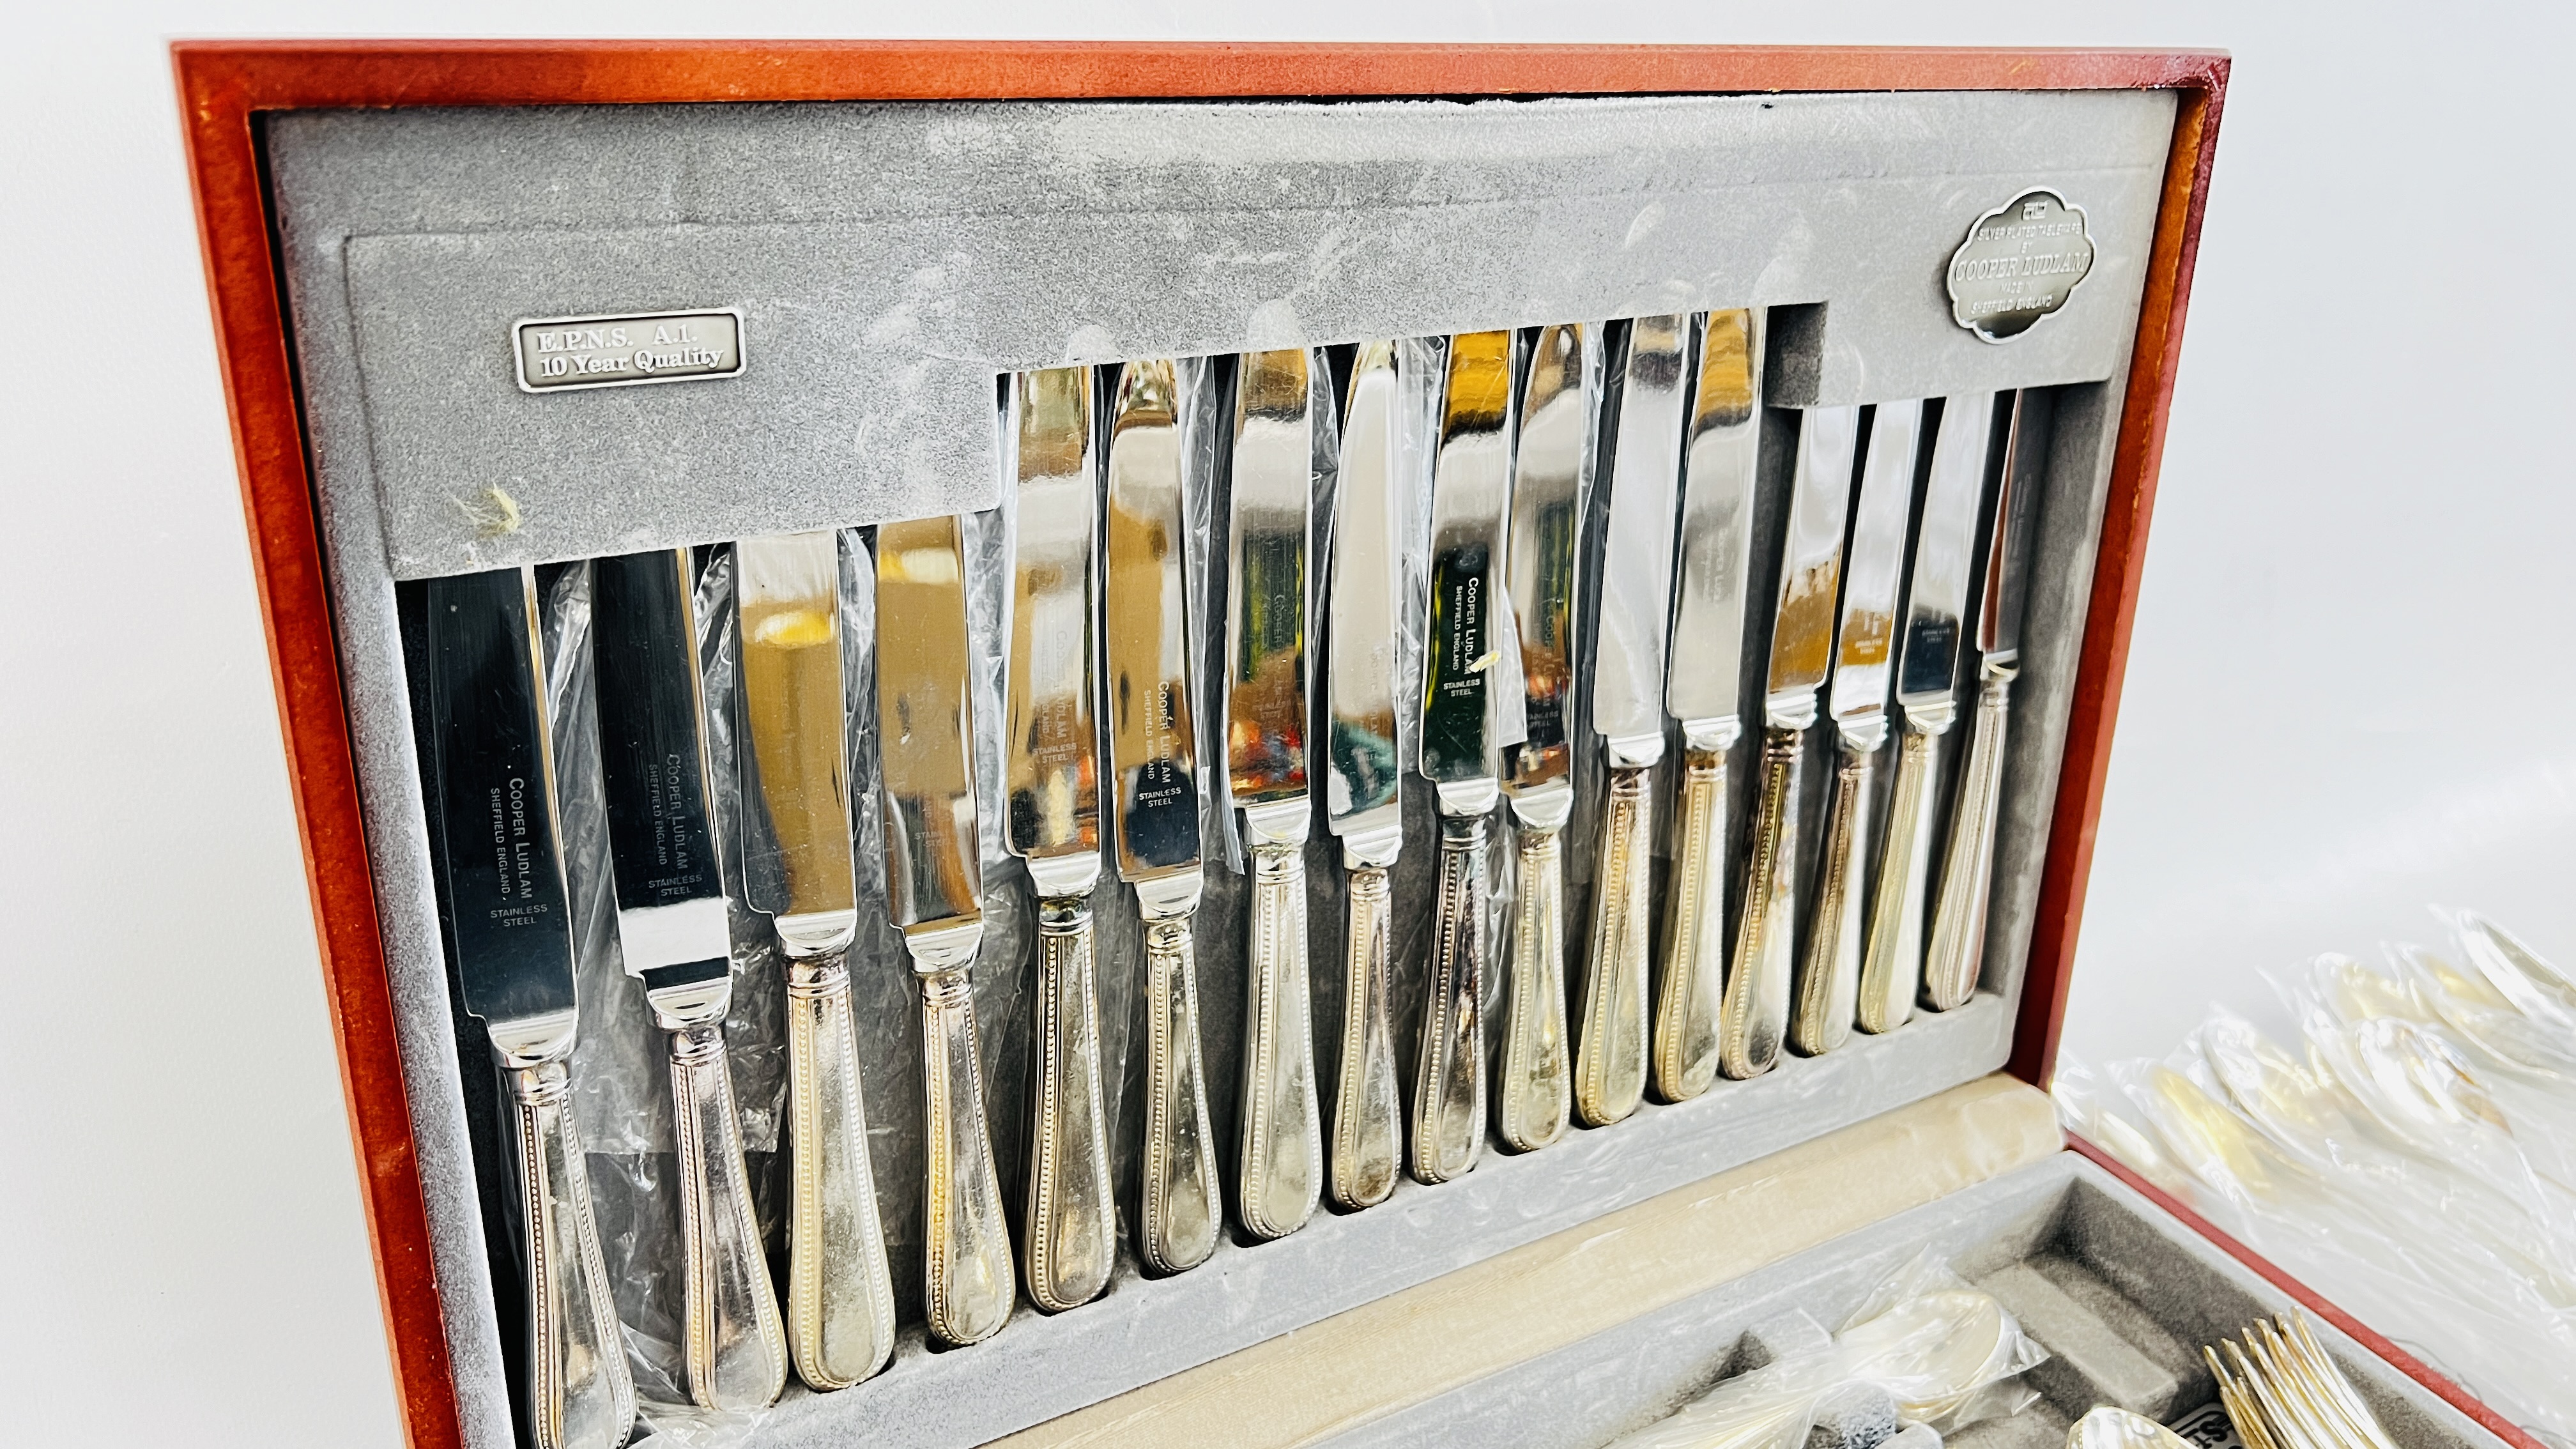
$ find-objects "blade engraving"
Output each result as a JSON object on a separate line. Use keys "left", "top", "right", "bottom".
{"left": 1421, "top": 330, "right": 1513, "bottom": 792}
{"left": 593, "top": 549, "right": 733, "bottom": 973}
{"left": 1103, "top": 360, "right": 1203, "bottom": 879}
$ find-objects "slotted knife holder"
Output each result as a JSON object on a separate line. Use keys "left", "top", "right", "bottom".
{"left": 182, "top": 39, "right": 2529, "bottom": 1449}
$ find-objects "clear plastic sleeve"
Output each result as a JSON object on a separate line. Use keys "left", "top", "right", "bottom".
{"left": 1605, "top": 1251, "right": 2046, "bottom": 1449}
{"left": 2066, "top": 909, "right": 2576, "bottom": 1449}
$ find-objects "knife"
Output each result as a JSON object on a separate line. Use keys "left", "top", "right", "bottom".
{"left": 1001, "top": 367, "right": 1117, "bottom": 1308}
{"left": 1103, "top": 358, "right": 1221, "bottom": 1273}
{"left": 1790, "top": 401, "right": 1922, "bottom": 1056}
{"left": 1721, "top": 405, "right": 1861, "bottom": 1080}
{"left": 1322, "top": 341, "right": 1404, "bottom": 1209}
{"left": 590, "top": 549, "right": 789, "bottom": 1412}
{"left": 1496, "top": 323, "right": 1584, "bottom": 1149}
{"left": 1925, "top": 392, "right": 2044, "bottom": 1011}
{"left": 733, "top": 530, "right": 900, "bottom": 1390}
{"left": 418, "top": 567, "right": 636, "bottom": 1449}
{"left": 1579, "top": 316, "right": 1689, "bottom": 1128}
{"left": 1225, "top": 349, "right": 1325, "bottom": 1239}
{"left": 1857, "top": 395, "right": 1999, "bottom": 1033}
{"left": 1415, "top": 328, "right": 1513, "bottom": 1183}
{"left": 1655, "top": 309, "right": 1765, "bottom": 1103}
{"left": 875, "top": 515, "right": 1015, "bottom": 1346}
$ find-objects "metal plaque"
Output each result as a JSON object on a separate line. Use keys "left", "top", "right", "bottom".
{"left": 1945, "top": 191, "right": 2095, "bottom": 342}
{"left": 513, "top": 309, "right": 744, "bottom": 392}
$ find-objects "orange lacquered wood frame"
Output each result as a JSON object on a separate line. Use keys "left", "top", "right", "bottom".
{"left": 175, "top": 40, "right": 2251, "bottom": 1449}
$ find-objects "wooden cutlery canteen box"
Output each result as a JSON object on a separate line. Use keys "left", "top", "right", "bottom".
{"left": 177, "top": 38, "right": 2531, "bottom": 1449}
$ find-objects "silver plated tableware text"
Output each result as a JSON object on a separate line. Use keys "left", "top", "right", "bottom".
{"left": 1002, "top": 369, "right": 1117, "bottom": 1310}
{"left": 420, "top": 567, "right": 636, "bottom": 1449}
{"left": 1103, "top": 359, "right": 1222, "bottom": 1271}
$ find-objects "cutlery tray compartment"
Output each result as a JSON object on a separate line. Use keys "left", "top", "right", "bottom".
{"left": 263, "top": 84, "right": 2193, "bottom": 1448}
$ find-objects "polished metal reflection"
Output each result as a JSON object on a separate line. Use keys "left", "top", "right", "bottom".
{"left": 1500, "top": 323, "right": 1585, "bottom": 1149}
{"left": 1581, "top": 315, "right": 1689, "bottom": 1127}
{"left": 736, "top": 529, "right": 897, "bottom": 1390}
{"left": 1414, "top": 330, "right": 1514, "bottom": 1184}
{"left": 1926, "top": 392, "right": 2039, "bottom": 1011}
{"left": 875, "top": 515, "right": 1014, "bottom": 1347}
{"left": 1655, "top": 308, "right": 1764, "bottom": 1103}
{"left": 1793, "top": 401, "right": 1920, "bottom": 1058}
{"left": 1859, "top": 396, "right": 1998, "bottom": 1034}
{"left": 1002, "top": 367, "right": 1116, "bottom": 1314}
{"left": 1325, "top": 341, "right": 1404, "bottom": 1209}
{"left": 1723, "top": 406, "right": 1860, "bottom": 1080}
{"left": 1227, "top": 348, "right": 1322, "bottom": 1241}
{"left": 1103, "top": 358, "right": 1219, "bottom": 1273}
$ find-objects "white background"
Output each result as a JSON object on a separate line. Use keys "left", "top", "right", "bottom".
{"left": 3, "top": 3, "right": 2570, "bottom": 1444}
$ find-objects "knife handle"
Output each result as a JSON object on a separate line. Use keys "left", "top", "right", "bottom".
{"left": 1239, "top": 837, "right": 1323, "bottom": 1239}
{"left": 663, "top": 1017, "right": 790, "bottom": 1411}
{"left": 1501, "top": 824, "right": 1574, "bottom": 1148}
{"left": 1926, "top": 672, "right": 2014, "bottom": 1011}
{"left": 917, "top": 964, "right": 1016, "bottom": 1346}
{"left": 1026, "top": 894, "right": 1117, "bottom": 1310}
{"left": 1791, "top": 739, "right": 1880, "bottom": 1056}
{"left": 1653, "top": 749, "right": 1729, "bottom": 1103}
{"left": 783, "top": 954, "right": 898, "bottom": 1388}
{"left": 1140, "top": 911, "right": 1220, "bottom": 1273}
{"left": 1721, "top": 727, "right": 1806, "bottom": 1080}
{"left": 1576, "top": 769, "right": 1653, "bottom": 1127}
{"left": 1330, "top": 864, "right": 1401, "bottom": 1209}
{"left": 1858, "top": 726, "right": 1942, "bottom": 1034}
{"left": 1413, "top": 810, "right": 1489, "bottom": 1184}
{"left": 504, "top": 1054, "right": 637, "bottom": 1449}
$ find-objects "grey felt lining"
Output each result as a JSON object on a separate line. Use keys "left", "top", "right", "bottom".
{"left": 266, "top": 89, "right": 2174, "bottom": 579}
{"left": 261, "top": 89, "right": 2177, "bottom": 1449}
{"left": 1326, "top": 1156, "right": 2509, "bottom": 1449}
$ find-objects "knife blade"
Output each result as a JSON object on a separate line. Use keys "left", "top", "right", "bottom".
{"left": 1225, "top": 348, "right": 1324, "bottom": 1239}
{"left": 734, "top": 529, "right": 898, "bottom": 1390}
{"left": 874, "top": 514, "right": 1014, "bottom": 1346}
{"left": 1653, "top": 308, "right": 1765, "bottom": 1103}
{"left": 419, "top": 566, "right": 635, "bottom": 1449}
{"left": 1101, "top": 358, "right": 1220, "bottom": 1273}
{"left": 1580, "top": 314, "right": 1690, "bottom": 1128}
{"left": 1926, "top": 390, "right": 2048, "bottom": 1011}
{"left": 592, "top": 548, "right": 788, "bottom": 1412}
{"left": 1323, "top": 340, "right": 1403, "bottom": 1210}
{"left": 1499, "top": 323, "right": 1586, "bottom": 1150}
{"left": 1414, "top": 328, "right": 1512, "bottom": 1184}
{"left": 1858, "top": 394, "right": 1999, "bottom": 1033}
{"left": 1791, "top": 399, "right": 1922, "bottom": 1057}
{"left": 1001, "top": 367, "right": 1117, "bottom": 1312}
{"left": 1722, "top": 404, "right": 1860, "bottom": 1080}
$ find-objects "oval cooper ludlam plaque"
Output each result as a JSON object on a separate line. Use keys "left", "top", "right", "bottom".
{"left": 1946, "top": 190, "right": 2095, "bottom": 342}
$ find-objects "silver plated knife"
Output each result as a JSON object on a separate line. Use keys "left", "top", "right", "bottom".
{"left": 591, "top": 549, "right": 789, "bottom": 1411}
{"left": 1103, "top": 359, "right": 1221, "bottom": 1272}
{"left": 1415, "top": 328, "right": 1513, "bottom": 1183}
{"left": 1790, "top": 401, "right": 1922, "bottom": 1056}
{"left": 735, "top": 529, "right": 899, "bottom": 1391}
{"left": 1656, "top": 309, "right": 1765, "bottom": 1102}
{"left": 1226, "top": 349, "right": 1325, "bottom": 1239}
{"left": 1322, "top": 341, "right": 1404, "bottom": 1209}
{"left": 1579, "top": 315, "right": 1689, "bottom": 1128}
{"left": 1858, "top": 395, "right": 1999, "bottom": 1032}
{"left": 1498, "top": 323, "right": 1584, "bottom": 1150}
{"left": 875, "top": 515, "right": 1015, "bottom": 1347}
{"left": 1925, "top": 392, "right": 2041, "bottom": 1011}
{"left": 419, "top": 567, "right": 636, "bottom": 1449}
{"left": 1722, "top": 406, "right": 1860, "bottom": 1080}
{"left": 1001, "top": 368, "right": 1117, "bottom": 1310}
